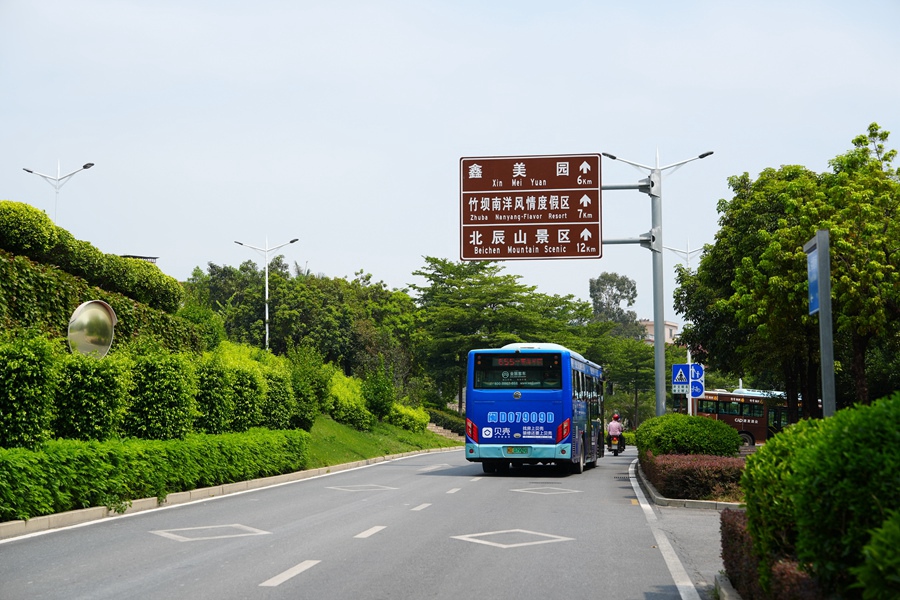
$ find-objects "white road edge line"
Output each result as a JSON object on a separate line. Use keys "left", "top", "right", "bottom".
{"left": 355, "top": 525, "right": 387, "bottom": 538}
{"left": 259, "top": 559, "right": 321, "bottom": 587}
{"left": 629, "top": 459, "right": 701, "bottom": 600}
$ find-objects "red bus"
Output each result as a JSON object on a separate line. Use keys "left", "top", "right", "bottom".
{"left": 674, "top": 389, "right": 791, "bottom": 446}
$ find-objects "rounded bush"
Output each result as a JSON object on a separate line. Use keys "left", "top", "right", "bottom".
{"left": 790, "top": 393, "right": 900, "bottom": 594}
{"left": 851, "top": 510, "right": 900, "bottom": 600}
{"left": 742, "top": 417, "right": 822, "bottom": 592}
{"left": 635, "top": 412, "right": 742, "bottom": 457}
{"left": 0, "top": 201, "right": 58, "bottom": 257}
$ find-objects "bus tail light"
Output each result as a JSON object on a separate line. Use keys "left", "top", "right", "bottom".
{"left": 556, "top": 418, "right": 570, "bottom": 443}
{"left": 465, "top": 418, "right": 479, "bottom": 443}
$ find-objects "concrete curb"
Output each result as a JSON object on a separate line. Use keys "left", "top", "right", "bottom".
{"left": 0, "top": 446, "right": 462, "bottom": 542}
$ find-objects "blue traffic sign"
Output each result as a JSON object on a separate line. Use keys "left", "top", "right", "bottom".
{"left": 672, "top": 364, "right": 689, "bottom": 386}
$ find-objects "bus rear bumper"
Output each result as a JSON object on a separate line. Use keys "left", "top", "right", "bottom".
{"left": 465, "top": 443, "right": 571, "bottom": 462}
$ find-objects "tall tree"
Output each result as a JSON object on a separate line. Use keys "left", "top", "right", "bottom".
{"left": 589, "top": 272, "right": 643, "bottom": 338}
{"left": 675, "top": 123, "right": 900, "bottom": 410}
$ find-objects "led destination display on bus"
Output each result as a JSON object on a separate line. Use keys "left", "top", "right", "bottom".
{"left": 492, "top": 356, "right": 546, "bottom": 367}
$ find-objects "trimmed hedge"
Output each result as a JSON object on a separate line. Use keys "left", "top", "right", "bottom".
{"left": 0, "top": 334, "right": 60, "bottom": 448}
{"left": 741, "top": 417, "right": 821, "bottom": 591}
{"left": 635, "top": 412, "right": 743, "bottom": 457}
{"left": 0, "top": 249, "right": 202, "bottom": 354}
{"left": 0, "top": 202, "right": 183, "bottom": 313}
{"left": 428, "top": 408, "right": 465, "bottom": 436}
{"left": 641, "top": 451, "right": 744, "bottom": 501}
{"left": 738, "top": 393, "right": 900, "bottom": 598}
{"left": 54, "top": 351, "right": 131, "bottom": 441}
{"left": 790, "top": 394, "right": 900, "bottom": 594}
{"left": 0, "top": 429, "right": 310, "bottom": 522}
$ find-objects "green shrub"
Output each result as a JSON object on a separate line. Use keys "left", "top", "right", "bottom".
{"left": 635, "top": 412, "right": 742, "bottom": 457}
{"left": 0, "top": 201, "right": 58, "bottom": 256}
{"left": 193, "top": 354, "right": 235, "bottom": 434}
{"left": 720, "top": 509, "right": 765, "bottom": 600}
{"left": 229, "top": 363, "right": 266, "bottom": 432}
{"left": 790, "top": 393, "right": 900, "bottom": 595}
{"left": 329, "top": 371, "right": 375, "bottom": 431}
{"left": 0, "top": 429, "right": 310, "bottom": 521}
{"left": 124, "top": 347, "right": 196, "bottom": 440}
{"left": 851, "top": 510, "right": 900, "bottom": 599}
{"left": 641, "top": 452, "right": 744, "bottom": 501}
{"left": 387, "top": 403, "right": 429, "bottom": 432}
{"left": 742, "top": 418, "right": 821, "bottom": 592}
{"left": 261, "top": 367, "right": 297, "bottom": 431}
{"left": 428, "top": 408, "right": 465, "bottom": 436}
{"left": 362, "top": 358, "right": 395, "bottom": 421}
{"left": 286, "top": 344, "right": 333, "bottom": 429}
{"left": 0, "top": 202, "right": 184, "bottom": 314}
{"left": 54, "top": 352, "right": 131, "bottom": 441}
{"left": 0, "top": 334, "right": 60, "bottom": 448}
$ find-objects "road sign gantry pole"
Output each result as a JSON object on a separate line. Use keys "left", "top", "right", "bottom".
{"left": 601, "top": 150, "right": 713, "bottom": 417}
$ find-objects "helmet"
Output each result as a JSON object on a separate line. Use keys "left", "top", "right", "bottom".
{"left": 612, "top": 413, "right": 620, "bottom": 421}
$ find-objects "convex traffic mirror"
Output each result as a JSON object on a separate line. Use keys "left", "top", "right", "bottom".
{"left": 67, "top": 300, "right": 117, "bottom": 358}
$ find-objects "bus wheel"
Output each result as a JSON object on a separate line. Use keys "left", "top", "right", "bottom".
{"left": 481, "top": 462, "right": 496, "bottom": 474}
{"left": 571, "top": 443, "right": 585, "bottom": 474}
{"left": 739, "top": 432, "right": 754, "bottom": 446}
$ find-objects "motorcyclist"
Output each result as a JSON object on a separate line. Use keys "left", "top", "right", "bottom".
{"left": 606, "top": 413, "right": 624, "bottom": 450}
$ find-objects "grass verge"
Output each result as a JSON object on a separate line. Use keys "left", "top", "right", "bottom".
{"left": 305, "top": 416, "right": 462, "bottom": 470}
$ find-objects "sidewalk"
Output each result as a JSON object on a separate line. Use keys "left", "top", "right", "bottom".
{"left": 635, "top": 461, "right": 743, "bottom": 600}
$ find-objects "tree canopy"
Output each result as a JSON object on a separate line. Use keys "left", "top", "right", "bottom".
{"left": 675, "top": 123, "right": 900, "bottom": 409}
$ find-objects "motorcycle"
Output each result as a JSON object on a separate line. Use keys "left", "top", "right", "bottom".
{"left": 607, "top": 434, "right": 625, "bottom": 456}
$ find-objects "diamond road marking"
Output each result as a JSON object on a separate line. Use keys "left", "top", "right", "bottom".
{"left": 451, "top": 529, "right": 574, "bottom": 549}
{"left": 150, "top": 524, "right": 270, "bottom": 542}
{"left": 510, "top": 487, "right": 582, "bottom": 495}
{"left": 326, "top": 484, "right": 398, "bottom": 492}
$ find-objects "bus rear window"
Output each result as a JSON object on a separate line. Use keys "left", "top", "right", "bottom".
{"left": 472, "top": 353, "right": 562, "bottom": 389}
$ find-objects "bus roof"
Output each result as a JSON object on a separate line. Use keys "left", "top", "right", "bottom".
{"left": 500, "top": 342, "right": 585, "bottom": 361}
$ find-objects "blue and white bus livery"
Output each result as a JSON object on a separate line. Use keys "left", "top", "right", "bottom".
{"left": 464, "top": 343, "right": 604, "bottom": 474}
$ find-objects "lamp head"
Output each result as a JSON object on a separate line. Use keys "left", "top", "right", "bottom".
{"left": 83, "top": 163, "right": 95, "bottom": 169}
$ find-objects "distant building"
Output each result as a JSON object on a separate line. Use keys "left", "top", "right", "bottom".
{"left": 639, "top": 320, "right": 680, "bottom": 344}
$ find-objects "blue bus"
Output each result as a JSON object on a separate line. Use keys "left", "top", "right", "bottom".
{"left": 464, "top": 343, "right": 605, "bottom": 474}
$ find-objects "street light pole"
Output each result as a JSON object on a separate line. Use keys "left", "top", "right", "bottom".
{"left": 22, "top": 161, "right": 95, "bottom": 222}
{"left": 664, "top": 241, "right": 704, "bottom": 416}
{"left": 602, "top": 150, "right": 713, "bottom": 417}
{"left": 234, "top": 237, "right": 299, "bottom": 351}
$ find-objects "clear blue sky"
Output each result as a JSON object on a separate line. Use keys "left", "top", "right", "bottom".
{"left": 3, "top": 1, "right": 898, "bottom": 324}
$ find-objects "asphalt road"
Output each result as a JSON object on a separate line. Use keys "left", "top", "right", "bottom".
{"left": 0, "top": 448, "right": 726, "bottom": 600}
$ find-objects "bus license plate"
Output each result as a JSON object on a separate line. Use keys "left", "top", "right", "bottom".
{"left": 506, "top": 446, "right": 528, "bottom": 455}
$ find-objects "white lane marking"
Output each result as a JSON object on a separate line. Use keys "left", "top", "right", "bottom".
{"left": 447, "top": 488, "right": 461, "bottom": 494}
{"left": 411, "top": 503, "right": 431, "bottom": 511}
{"left": 452, "top": 529, "right": 574, "bottom": 549}
{"left": 354, "top": 526, "right": 387, "bottom": 538}
{"left": 470, "top": 477, "right": 483, "bottom": 481}
{"left": 150, "top": 523, "right": 269, "bottom": 542}
{"left": 259, "top": 560, "right": 321, "bottom": 587}
{"left": 629, "top": 460, "right": 701, "bottom": 600}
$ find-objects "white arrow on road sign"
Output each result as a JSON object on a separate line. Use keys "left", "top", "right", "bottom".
{"left": 580, "top": 229, "right": 592, "bottom": 241}
{"left": 579, "top": 161, "right": 591, "bottom": 174}
{"left": 579, "top": 194, "right": 591, "bottom": 207}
